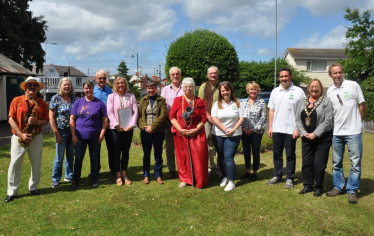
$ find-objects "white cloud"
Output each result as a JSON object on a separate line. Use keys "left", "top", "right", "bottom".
{"left": 286, "top": 0, "right": 362, "bottom": 16}
{"left": 257, "top": 48, "right": 273, "bottom": 56}
{"left": 293, "top": 25, "right": 347, "bottom": 48}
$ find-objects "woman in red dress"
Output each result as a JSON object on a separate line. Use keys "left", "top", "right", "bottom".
{"left": 170, "top": 77, "right": 209, "bottom": 189}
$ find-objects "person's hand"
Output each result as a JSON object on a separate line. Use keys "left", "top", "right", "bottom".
{"left": 268, "top": 128, "right": 273, "bottom": 138}
{"left": 293, "top": 130, "right": 300, "bottom": 139}
{"left": 98, "top": 134, "right": 104, "bottom": 144}
{"left": 225, "top": 129, "right": 235, "bottom": 136}
{"left": 54, "top": 132, "right": 62, "bottom": 145}
{"left": 20, "top": 133, "right": 32, "bottom": 144}
{"left": 28, "top": 117, "right": 38, "bottom": 125}
{"left": 115, "top": 125, "right": 123, "bottom": 132}
{"left": 145, "top": 126, "right": 153, "bottom": 133}
{"left": 186, "top": 128, "right": 199, "bottom": 138}
{"left": 124, "top": 126, "right": 133, "bottom": 132}
{"left": 305, "top": 133, "right": 316, "bottom": 140}
{"left": 72, "top": 135, "right": 78, "bottom": 146}
{"left": 207, "top": 117, "right": 214, "bottom": 125}
{"left": 179, "top": 129, "right": 189, "bottom": 137}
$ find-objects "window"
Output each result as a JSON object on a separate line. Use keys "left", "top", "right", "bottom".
{"left": 76, "top": 78, "right": 82, "bottom": 86}
{"left": 48, "top": 78, "right": 59, "bottom": 85}
{"left": 307, "top": 61, "right": 327, "bottom": 72}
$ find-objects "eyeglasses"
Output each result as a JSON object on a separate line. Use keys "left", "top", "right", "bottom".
{"left": 337, "top": 94, "right": 343, "bottom": 105}
{"left": 27, "top": 83, "right": 39, "bottom": 88}
{"left": 98, "top": 77, "right": 106, "bottom": 80}
{"left": 310, "top": 86, "right": 320, "bottom": 89}
{"left": 171, "top": 73, "right": 180, "bottom": 76}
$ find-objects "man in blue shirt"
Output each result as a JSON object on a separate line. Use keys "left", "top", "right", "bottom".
{"left": 93, "top": 70, "right": 114, "bottom": 175}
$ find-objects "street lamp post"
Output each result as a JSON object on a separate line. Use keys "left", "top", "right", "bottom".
{"left": 131, "top": 53, "right": 139, "bottom": 74}
{"left": 45, "top": 41, "right": 57, "bottom": 65}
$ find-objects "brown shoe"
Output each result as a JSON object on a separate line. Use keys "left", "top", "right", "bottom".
{"left": 143, "top": 177, "right": 150, "bottom": 184}
{"left": 348, "top": 193, "right": 358, "bottom": 204}
{"left": 167, "top": 171, "right": 176, "bottom": 179}
{"left": 326, "top": 188, "right": 342, "bottom": 197}
{"left": 157, "top": 177, "right": 164, "bottom": 185}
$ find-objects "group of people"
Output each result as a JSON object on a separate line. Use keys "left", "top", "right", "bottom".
{"left": 4, "top": 63, "right": 366, "bottom": 205}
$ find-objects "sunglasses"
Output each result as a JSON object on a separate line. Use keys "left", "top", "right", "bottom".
{"left": 97, "top": 77, "right": 106, "bottom": 80}
{"left": 337, "top": 94, "right": 343, "bottom": 105}
{"left": 27, "top": 83, "right": 39, "bottom": 88}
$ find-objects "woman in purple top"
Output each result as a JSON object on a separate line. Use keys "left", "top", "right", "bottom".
{"left": 107, "top": 76, "right": 138, "bottom": 186}
{"left": 69, "top": 81, "right": 108, "bottom": 189}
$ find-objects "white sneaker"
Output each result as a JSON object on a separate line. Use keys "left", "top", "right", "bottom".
{"left": 224, "top": 181, "right": 236, "bottom": 191}
{"left": 179, "top": 182, "right": 187, "bottom": 188}
{"left": 219, "top": 177, "right": 228, "bottom": 187}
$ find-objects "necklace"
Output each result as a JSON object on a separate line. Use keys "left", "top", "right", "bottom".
{"left": 182, "top": 95, "right": 194, "bottom": 128}
{"left": 304, "top": 95, "right": 323, "bottom": 126}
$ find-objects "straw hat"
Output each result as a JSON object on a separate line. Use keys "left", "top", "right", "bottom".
{"left": 20, "top": 76, "right": 44, "bottom": 91}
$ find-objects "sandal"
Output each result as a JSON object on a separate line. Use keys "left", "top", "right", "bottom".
{"left": 116, "top": 177, "right": 123, "bottom": 186}
{"left": 123, "top": 176, "right": 132, "bottom": 185}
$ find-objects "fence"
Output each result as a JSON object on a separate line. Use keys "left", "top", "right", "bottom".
{"left": 364, "top": 120, "right": 374, "bottom": 133}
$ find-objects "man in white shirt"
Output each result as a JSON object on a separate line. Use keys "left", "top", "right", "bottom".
{"left": 266, "top": 67, "right": 305, "bottom": 189}
{"left": 161, "top": 67, "right": 184, "bottom": 179}
{"left": 325, "top": 63, "right": 366, "bottom": 204}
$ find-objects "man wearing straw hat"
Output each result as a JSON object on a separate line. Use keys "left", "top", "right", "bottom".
{"left": 4, "top": 77, "right": 49, "bottom": 203}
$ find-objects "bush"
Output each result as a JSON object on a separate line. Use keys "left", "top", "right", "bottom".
{"left": 165, "top": 28, "right": 240, "bottom": 86}
{"left": 360, "top": 76, "right": 374, "bottom": 121}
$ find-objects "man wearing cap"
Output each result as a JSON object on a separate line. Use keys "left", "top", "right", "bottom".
{"left": 4, "top": 77, "right": 49, "bottom": 203}
{"left": 198, "top": 66, "right": 220, "bottom": 176}
{"left": 161, "top": 67, "right": 184, "bottom": 179}
{"left": 93, "top": 70, "right": 114, "bottom": 175}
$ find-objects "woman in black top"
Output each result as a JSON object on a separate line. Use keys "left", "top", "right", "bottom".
{"left": 295, "top": 79, "right": 333, "bottom": 197}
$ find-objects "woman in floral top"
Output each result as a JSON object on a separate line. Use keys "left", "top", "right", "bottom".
{"left": 49, "top": 77, "right": 77, "bottom": 188}
{"left": 240, "top": 82, "right": 267, "bottom": 181}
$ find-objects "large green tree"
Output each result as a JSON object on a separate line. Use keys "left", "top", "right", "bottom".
{"left": 232, "top": 58, "right": 310, "bottom": 98}
{"left": 0, "top": 0, "right": 47, "bottom": 73}
{"left": 339, "top": 7, "right": 374, "bottom": 81}
{"left": 115, "top": 60, "right": 141, "bottom": 100}
{"left": 165, "top": 28, "right": 240, "bottom": 85}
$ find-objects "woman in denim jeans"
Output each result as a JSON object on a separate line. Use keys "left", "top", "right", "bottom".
{"left": 240, "top": 82, "right": 267, "bottom": 182}
{"left": 211, "top": 82, "right": 246, "bottom": 191}
{"left": 49, "top": 77, "right": 77, "bottom": 188}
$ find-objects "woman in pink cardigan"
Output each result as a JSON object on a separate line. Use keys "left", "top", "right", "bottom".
{"left": 107, "top": 76, "right": 138, "bottom": 186}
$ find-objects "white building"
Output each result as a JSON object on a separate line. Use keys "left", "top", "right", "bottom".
{"left": 32, "top": 64, "right": 87, "bottom": 100}
{"left": 283, "top": 48, "right": 347, "bottom": 88}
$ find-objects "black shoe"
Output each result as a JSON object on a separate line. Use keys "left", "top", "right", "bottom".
{"left": 314, "top": 189, "right": 323, "bottom": 197}
{"left": 30, "top": 190, "right": 40, "bottom": 195}
{"left": 240, "top": 172, "right": 251, "bottom": 180}
{"left": 248, "top": 174, "right": 258, "bottom": 182}
{"left": 71, "top": 181, "right": 79, "bottom": 190}
{"left": 4, "top": 195, "right": 17, "bottom": 203}
{"left": 299, "top": 187, "right": 314, "bottom": 194}
{"left": 92, "top": 180, "right": 99, "bottom": 188}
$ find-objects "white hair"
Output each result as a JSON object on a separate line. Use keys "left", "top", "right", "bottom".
{"left": 181, "top": 77, "right": 195, "bottom": 89}
{"left": 169, "top": 67, "right": 181, "bottom": 75}
{"left": 96, "top": 69, "right": 106, "bottom": 77}
{"left": 207, "top": 66, "right": 219, "bottom": 75}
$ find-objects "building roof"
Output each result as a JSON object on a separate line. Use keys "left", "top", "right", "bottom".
{"left": 31, "top": 64, "right": 87, "bottom": 77}
{"left": 0, "top": 53, "right": 32, "bottom": 75}
{"left": 284, "top": 48, "right": 347, "bottom": 60}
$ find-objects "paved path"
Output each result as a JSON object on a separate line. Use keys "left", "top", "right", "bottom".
{"left": 0, "top": 121, "right": 12, "bottom": 147}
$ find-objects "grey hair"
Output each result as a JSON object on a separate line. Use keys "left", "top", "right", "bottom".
{"left": 181, "top": 77, "right": 195, "bottom": 89}
{"left": 96, "top": 69, "right": 106, "bottom": 77}
{"left": 57, "top": 77, "right": 74, "bottom": 97}
{"left": 83, "top": 80, "right": 94, "bottom": 89}
{"left": 169, "top": 67, "right": 181, "bottom": 75}
{"left": 207, "top": 66, "right": 219, "bottom": 75}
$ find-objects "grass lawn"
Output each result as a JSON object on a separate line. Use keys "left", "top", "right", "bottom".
{"left": 1, "top": 132, "right": 374, "bottom": 235}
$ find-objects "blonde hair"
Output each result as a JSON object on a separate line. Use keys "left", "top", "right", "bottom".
{"left": 57, "top": 77, "right": 74, "bottom": 97}
{"left": 328, "top": 63, "right": 343, "bottom": 75}
{"left": 112, "top": 76, "right": 129, "bottom": 93}
{"left": 306, "top": 78, "right": 324, "bottom": 96}
{"left": 245, "top": 81, "right": 261, "bottom": 93}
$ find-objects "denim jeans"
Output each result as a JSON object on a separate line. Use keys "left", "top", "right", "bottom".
{"left": 212, "top": 135, "right": 241, "bottom": 181}
{"left": 141, "top": 131, "right": 165, "bottom": 178}
{"left": 241, "top": 133, "right": 263, "bottom": 172}
{"left": 52, "top": 129, "right": 74, "bottom": 182}
{"left": 73, "top": 137, "right": 100, "bottom": 181}
{"left": 332, "top": 134, "right": 363, "bottom": 193}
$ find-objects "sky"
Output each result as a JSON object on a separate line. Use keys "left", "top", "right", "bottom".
{"left": 28, "top": 0, "right": 374, "bottom": 78}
